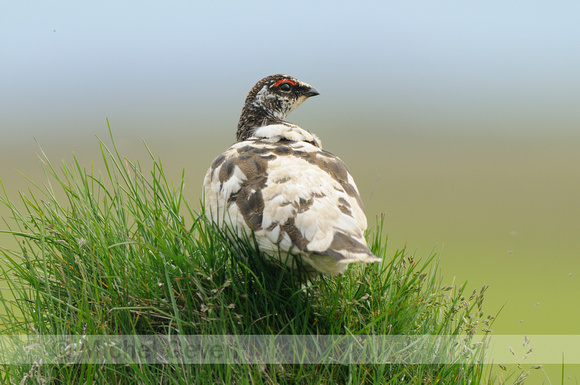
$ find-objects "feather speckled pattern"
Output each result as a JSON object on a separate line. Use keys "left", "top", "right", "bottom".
{"left": 203, "top": 74, "right": 380, "bottom": 276}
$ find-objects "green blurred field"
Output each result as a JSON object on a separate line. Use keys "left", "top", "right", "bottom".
{"left": 2, "top": 129, "right": 579, "bottom": 381}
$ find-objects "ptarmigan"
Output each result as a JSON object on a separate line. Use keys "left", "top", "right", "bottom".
{"left": 203, "top": 74, "right": 380, "bottom": 276}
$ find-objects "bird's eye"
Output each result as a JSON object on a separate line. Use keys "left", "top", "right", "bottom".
{"left": 273, "top": 79, "right": 295, "bottom": 91}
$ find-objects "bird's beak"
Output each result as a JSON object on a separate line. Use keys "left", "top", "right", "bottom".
{"left": 305, "top": 87, "right": 320, "bottom": 98}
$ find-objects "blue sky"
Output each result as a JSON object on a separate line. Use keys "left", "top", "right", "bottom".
{"left": 1, "top": 1, "right": 580, "bottom": 142}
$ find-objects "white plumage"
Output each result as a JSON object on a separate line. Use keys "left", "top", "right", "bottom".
{"left": 203, "top": 75, "right": 380, "bottom": 276}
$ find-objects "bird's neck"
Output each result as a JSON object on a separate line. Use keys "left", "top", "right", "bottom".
{"left": 236, "top": 104, "right": 286, "bottom": 142}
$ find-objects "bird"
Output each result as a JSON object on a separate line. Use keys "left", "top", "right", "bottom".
{"left": 203, "top": 74, "right": 380, "bottom": 276}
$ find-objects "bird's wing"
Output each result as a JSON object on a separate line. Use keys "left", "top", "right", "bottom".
{"left": 203, "top": 138, "right": 378, "bottom": 263}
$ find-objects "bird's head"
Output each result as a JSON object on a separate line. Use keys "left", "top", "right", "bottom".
{"left": 236, "top": 74, "right": 319, "bottom": 141}
{"left": 245, "top": 74, "right": 320, "bottom": 120}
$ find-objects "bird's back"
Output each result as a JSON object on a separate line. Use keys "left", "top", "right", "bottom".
{"left": 203, "top": 123, "right": 379, "bottom": 275}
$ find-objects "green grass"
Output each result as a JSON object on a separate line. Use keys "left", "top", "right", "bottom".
{"left": 0, "top": 129, "right": 498, "bottom": 383}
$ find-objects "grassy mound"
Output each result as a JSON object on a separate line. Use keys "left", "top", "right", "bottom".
{"left": 0, "top": 132, "right": 493, "bottom": 384}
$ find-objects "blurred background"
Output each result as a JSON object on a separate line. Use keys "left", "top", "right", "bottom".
{"left": 2, "top": 1, "right": 579, "bottom": 381}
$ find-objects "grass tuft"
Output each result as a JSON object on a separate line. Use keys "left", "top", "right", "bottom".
{"left": 1, "top": 129, "right": 497, "bottom": 384}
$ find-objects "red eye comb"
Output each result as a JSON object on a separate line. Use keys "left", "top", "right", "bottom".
{"left": 273, "top": 79, "right": 296, "bottom": 87}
